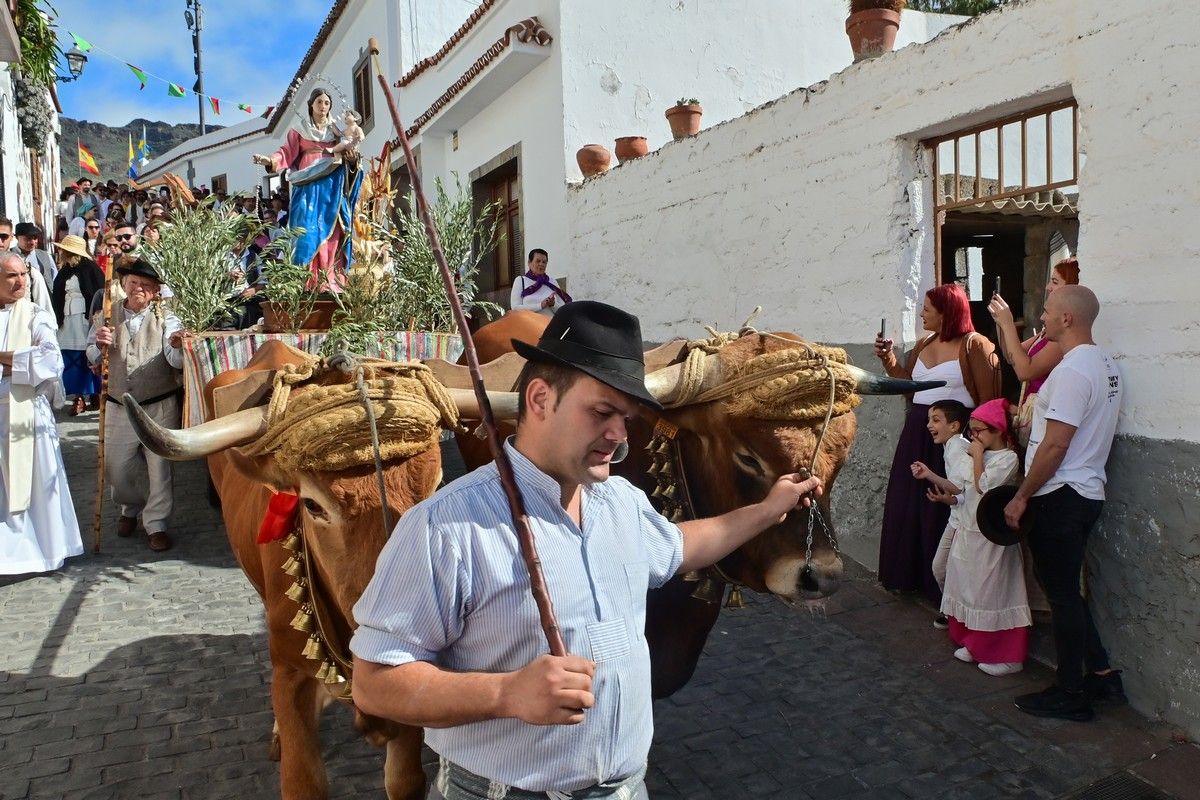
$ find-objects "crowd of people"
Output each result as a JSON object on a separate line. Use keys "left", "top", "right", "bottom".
{"left": 0, "top": 174, "right": 292, "bottom": 562}
{"left": 1, "top": 187, "right": 1126, "bottom": 794}
{"left": 873, "top": 259, "right": 1125, "bottom": 723}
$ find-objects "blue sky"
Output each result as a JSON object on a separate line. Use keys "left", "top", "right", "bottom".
{"left": 52, "top": 0, "right": 331, "bottom": 127}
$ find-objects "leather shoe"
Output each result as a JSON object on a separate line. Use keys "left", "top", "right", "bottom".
{"left": 147, "top": 531, "right": 173, "bottom": 552}
{"left": 116, "top": 516, "right": 138, "bottom": 538}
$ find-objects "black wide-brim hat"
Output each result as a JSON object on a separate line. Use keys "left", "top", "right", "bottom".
{"left": 976, "top": 484, "right": 1033, "bottom": 546}
{"left": 115, "top": 257, "right": 163, "bottom": 284}
{"left": 512, "top": 300, "right": 662, "bottom": 410}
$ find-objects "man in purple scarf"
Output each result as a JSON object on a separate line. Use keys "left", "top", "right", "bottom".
{"left": 510, "top": 249, "right": 572, "bottom": 316}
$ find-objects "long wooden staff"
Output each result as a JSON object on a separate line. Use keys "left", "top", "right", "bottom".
{"left": 368, "top": 39, "right": 567, "bottom": 657}
{"left": 92, "top": 252, "right": 114, "bottom": 553}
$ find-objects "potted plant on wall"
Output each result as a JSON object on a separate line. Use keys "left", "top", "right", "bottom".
{"left": 846, "top": 0, "right": 906, "bottom": 62}
{"left": 665, "top": 98, "right": 703, "bottom": 140}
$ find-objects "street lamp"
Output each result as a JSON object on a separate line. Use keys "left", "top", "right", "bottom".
{"left": 185, "top": 0, "right": 206, "bottom": 135}
{"left": 56, "top": 44, "right": 88, "bottom": 82}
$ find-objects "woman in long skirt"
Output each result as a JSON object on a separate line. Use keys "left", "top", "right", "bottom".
{"left": 50, "top": 236, "right": 104, "bottom": 414}
{"left": 873, "top": 284, "right": 1000, "bottom": 602}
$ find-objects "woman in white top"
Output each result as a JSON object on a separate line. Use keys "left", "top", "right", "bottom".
{"left": 510, "top": 249, "right": 571, "bottom": 316}
{"left": 49, "top": 236, "right": 104, "bottom": 414}
{"left": 873, "top": 284, "right": 1001, "bottom": 603}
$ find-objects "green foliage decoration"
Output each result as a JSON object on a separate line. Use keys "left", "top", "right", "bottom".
{"left": 141, "top": 199, "right": 264, "bottom": 331}
{"left": 12, "top": 0, "right": 60, "bottom": 88}
{"left": 13, "top": 71, "right": 54, "bottom": 152}
{"left": 260, "top": 226, "right": 321, "bottom": 334}
{"left": 905, "top": 0, "right": 1005, "bottom": 14}
{"left": 675, "top": 97, "right": 700, "bottom": 107}
{"left": 319, "top": 176, "right": 504, "bottom": 358}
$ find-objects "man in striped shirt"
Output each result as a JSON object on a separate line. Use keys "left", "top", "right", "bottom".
{"left": 352, "top": 302, "right": 822, "bottom": 799}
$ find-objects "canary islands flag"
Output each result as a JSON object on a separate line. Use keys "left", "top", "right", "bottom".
{"left": 78, "top": 141, "right": 100, "bottom": 176}
{"left": 127, "top": 133, "right": 137, "bottom": 179}
{"left": 137, "top": 125, "right": 150, "bottom": 165}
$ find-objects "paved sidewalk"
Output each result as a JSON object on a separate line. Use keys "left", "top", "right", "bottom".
{"left": 1, "top": 411, "right": 1196, "bottom": 799}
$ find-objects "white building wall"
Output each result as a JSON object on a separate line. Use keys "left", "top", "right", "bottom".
{"left": 558, "top": 1, "right": 961, "bottom": 178}
{"left": 567, "top": 0, "right": 1198, "bottom": 445}
{"left": 565, "top": 0, "right": 1200, "bottom": 737}
{"left": 0, "top": 68, "right": 61, "bottom": 231}
{"left": 407, "top": 0, "right": 568, "bottom": 272}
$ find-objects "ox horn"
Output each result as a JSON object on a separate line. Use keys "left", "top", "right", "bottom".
{"left": 124, "top": 393, "right": 269, "bottom": 460}
{"left": 447, "top": 389, "right": 519, "bottom": 420}
{"left": 643, "top": 353, "right": 724, "bottom": 405}
{"left": 840, "top": 363, "right": 946, "bottom": 395}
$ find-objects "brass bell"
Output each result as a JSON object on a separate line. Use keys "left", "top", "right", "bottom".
{"left": 324, "top": 667, "right": 346, "bottom": 685}
{"left": 725, "top": 586, "right": 746, "bottom": 609}
{"left": 315, "top": 660, "right": 332, "bottom": 681}
{"left": 659, "top": 462, "right": 674, "bottom": 479}
{"left": 285, "top": 579, "right": 307, "bottom": 603}
{"left": 282, "top": 556, "right": 302, "bottom": 577}
{"left": 290, "top": 604, "right": 314, "bottom": 633}
{"left": 662, "top": 484, "right": 676, "bottom": 500}
{"left": 302, "top": 634, "right": 325, "bottom": 661}
{"left": 655, "top": 439, "right": 671, "bottom": 455}
{"left": 281, "top": 532, "right": 301, "bottom": 552}
{"left": 681, "top": 570, "right": 703, "bottom": 583}
{"left": 651, "top": 485, "right": 664, "bottom": 498}
{"left": 669, "top": 508, "right": 685, "bottom": 523}
{"left": 691, "top": 576, "right": 726, "bottom": 604}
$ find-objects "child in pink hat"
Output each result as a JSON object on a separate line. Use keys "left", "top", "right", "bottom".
{"left": 939, "top": 398, "right": 1030, "bottom": 676}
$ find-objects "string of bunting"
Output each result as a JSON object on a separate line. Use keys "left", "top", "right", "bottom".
{"left": 68, "top": 32, "right": 277, "bottom": 117}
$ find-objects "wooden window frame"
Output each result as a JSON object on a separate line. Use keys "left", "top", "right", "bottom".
{"left": 923, "top": 99, "right": 1079, "bottom": 283}
{"left": 352, "top": 53, "right": 375, "bottom": 136}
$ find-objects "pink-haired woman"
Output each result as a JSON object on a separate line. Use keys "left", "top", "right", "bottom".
{"left": 874, "top": 284, "right": 1001, "bottom": 603}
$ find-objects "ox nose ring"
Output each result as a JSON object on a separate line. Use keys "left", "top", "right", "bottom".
{"left": 611, "top": 441, "right": 630, "bottom": 464}
{"left": 800, "top": 564, "right": 820, "bottom": 593}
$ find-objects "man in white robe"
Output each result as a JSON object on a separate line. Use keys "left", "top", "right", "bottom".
{"left": 0, "top": 253, "right": 82, "bottom": 574}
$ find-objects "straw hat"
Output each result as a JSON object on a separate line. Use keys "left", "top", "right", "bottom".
{"left": 53, "top": 234, "right": 90, "bottom": 260}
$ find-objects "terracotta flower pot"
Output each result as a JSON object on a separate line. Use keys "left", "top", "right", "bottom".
{"left": 576, "top": 144, "right": 612, "bottom": 177}
{"left": 614, "top": 136, "right": 649, "bottom": 164}
{"left": 846, "top": 9, "right": 901, "bottom": 62}
{"left": 262, "top": 299, "right": 338, "bottom": 333}
{"left": 665, "top": 104, "right": 703, "bottom": 140}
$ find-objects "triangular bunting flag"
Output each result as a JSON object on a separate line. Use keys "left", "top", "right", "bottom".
{"left": 127, "top": 64, "right": 148, "bottom": 90}
{"left": 209, "top": 97, "right": 220, "bottom": 115}
{"left": 69, "top": 32, "right": 93, "bottom": 52}
{"left": 264, "top": 106, "right": 275, "bottom": 118}
{"left": 238, "top": 104, "right": 252, "bottom": 114}
{"left": 167, "top": 83, "right": 186, "bottom": 97}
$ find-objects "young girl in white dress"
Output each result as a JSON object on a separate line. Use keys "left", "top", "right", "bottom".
{"left": 940, "top": 398, "right": 1029, "bottom": 675}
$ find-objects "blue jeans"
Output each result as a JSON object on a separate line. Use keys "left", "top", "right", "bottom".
{"left": 428, "top": 757, "right": 648, "bottom": 800}
{"left": 1026, "top": 485, "right": 1111, "bottom": 692}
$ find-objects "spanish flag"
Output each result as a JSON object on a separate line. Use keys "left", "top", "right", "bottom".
{"left": 78, "top": 141, "right": 100, "bottom": 176}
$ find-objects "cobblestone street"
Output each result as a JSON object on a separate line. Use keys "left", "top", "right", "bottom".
{"left": 1, "top": 412, "right": 1196, "bottom": 799}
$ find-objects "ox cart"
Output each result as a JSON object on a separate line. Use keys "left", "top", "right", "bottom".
{"left": 179, "top": 330, "right": 464, "bottom": 426}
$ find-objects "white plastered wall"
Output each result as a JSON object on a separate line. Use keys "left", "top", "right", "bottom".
{"left": 558, "top": 0, "right": 961, "bottom": 179}
{"left": 567, "top": 0, "right": 1200, "bottom": 444}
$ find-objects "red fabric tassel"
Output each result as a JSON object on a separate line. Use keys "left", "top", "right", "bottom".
{"left": 257, "top": 492, "right": 300, "bottom": 544}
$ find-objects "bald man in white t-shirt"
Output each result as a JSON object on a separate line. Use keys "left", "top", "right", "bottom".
{"left": 1004, "top": 285, "right": 1124, "bottom": 723}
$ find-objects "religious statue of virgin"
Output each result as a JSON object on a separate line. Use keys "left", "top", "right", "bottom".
{"left": 252, "top": 87, "right": 364, "bottom": 291}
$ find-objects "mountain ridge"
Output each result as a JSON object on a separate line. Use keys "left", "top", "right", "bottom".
{"left": 59, "top": 117, "right": 223, "bottom": 184}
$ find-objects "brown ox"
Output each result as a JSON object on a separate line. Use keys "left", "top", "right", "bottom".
{"left": 452, "top": 313, "right": 938, "bottom": 698}
{"left": 125, "top": 341, "right": 518, "bottom": 799}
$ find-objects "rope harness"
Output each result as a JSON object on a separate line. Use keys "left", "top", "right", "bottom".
{"left": 258, "top": 354, "right": 464, "bottom": 700}
{"left": 648, "top": 314, "right": 854, "bottom": 606}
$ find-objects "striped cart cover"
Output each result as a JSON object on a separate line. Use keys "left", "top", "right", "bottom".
{"left": 181, "top": 331, "right": 464, "bottom": 427}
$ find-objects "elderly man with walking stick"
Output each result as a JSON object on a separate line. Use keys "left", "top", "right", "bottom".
{"left": 0, "top": 253, "right": 82, "bottom": 574}
{"left": 86, "top": 256, "right": 185, "bottom": 553}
